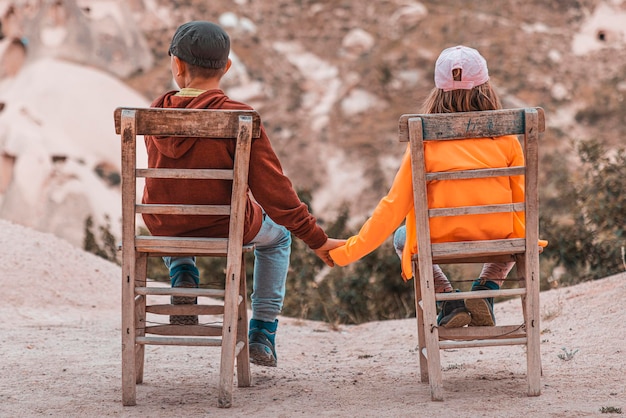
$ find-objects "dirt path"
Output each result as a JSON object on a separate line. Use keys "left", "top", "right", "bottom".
{"left": 1, "top": 219, "right": 624, "bottom": 417}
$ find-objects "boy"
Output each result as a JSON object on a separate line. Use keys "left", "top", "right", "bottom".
{"left": 144, "top": 21, "right": 343, "bottom": 367}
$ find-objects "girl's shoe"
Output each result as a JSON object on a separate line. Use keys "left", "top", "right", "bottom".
{"left": 466, "top": 279, "right": 498, "bottom": 326}
{"left": 437, "top": 290, "right": 471, "bottom": 328}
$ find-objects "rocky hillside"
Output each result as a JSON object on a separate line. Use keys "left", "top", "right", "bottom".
{"left": 0, "top": 0, "right": 624, "bottom": 247}
{"left": 125, "top": 0, "right": 626, "bottom": 219}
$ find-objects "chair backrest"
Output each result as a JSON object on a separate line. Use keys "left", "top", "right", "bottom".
{"left": 399, "top": 107, "right": 544, "bottom": 263}
{"left": 114, "top": 107, "right": 261, "bottom": 259}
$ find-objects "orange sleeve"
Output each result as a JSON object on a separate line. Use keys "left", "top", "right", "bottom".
{"left": 330, "top": 148, "right": 414, "bottom": 266}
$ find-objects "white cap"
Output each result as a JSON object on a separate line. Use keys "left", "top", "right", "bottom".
{"left": 434, "top": 45, "right": 489, "bottom": 92}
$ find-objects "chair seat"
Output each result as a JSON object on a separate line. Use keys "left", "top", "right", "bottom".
{"left": 135, "top": 235, "right": 255, "bottom": 256}
{"left": 429, "top": 238, "right": 525, "bottom": 262}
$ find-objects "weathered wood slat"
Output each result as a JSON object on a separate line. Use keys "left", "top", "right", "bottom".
{"left": 429, "top": 203, "right": 525, "bottom": 218}
{"left": 135, "top": 236, "right": 229, "bottom": 254}
{"left": 137, "top": 168, "right": 234, "bottom": 180}
{"left": 435, "top": 288, "right": 526, "bottom": 301}
{"left": 439, "top": 338, "right": 527, "bottom": 350}
{"left": 398, "top": 107, "right": 545, "bottom": 142}
{"left": 135, "top": 204, "right": 231, "bottom": 216}
{"left": 433, "top": 254, "right": 516, "bottom": 264}
{"left": 438, "top": 325, "right": 526, "bottom": 341}
{"left": 114, "top": 107, "right": 261, "bottom": 138}
{"left": 429, "top": 238, "right": 526, "bottom": 259}
{"left": 146, "top": 324, "right": 223, "bottom": 337}
{"left": 136, "top": 336, "right": 222, "bottom": 346}
{"left": 146, "top": 304, "right": 226, "bottom": 315}
{"left": 135, "top": 287, "right": 225, "bottom": 298}
{"left": 128, "top": 243, "right": 255, "bottom": 258}
{"left": 426, "top": 166, "right": 525, "bottom": 181}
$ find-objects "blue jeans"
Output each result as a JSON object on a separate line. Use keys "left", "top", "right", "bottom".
{"left": 394, "top": 225, "right": 452, "bottom": 292}
{"left": 164, "top": 214, "right": 291, "bottom": 323}
{"left": 247, "top": 215, "right": 291, "bottom": 322}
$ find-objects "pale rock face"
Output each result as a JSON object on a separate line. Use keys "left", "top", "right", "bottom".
{"left": 340, "top": 88, "right": 387, "bottom": 117}
{"left": 551, "top": 83, "right": 569, "bottom": 101}
{"left": 272, "top": 41, "right": 342, "bottom": 133}
{"left": 389, "top": 2, "right": 428, "bottom": 27}
{"left": 3, "top": 0, "right": 154, "bottom": 78}
{"left": 571, "top": 3, "right": 626, "bottom": 55}
{"left": 221, "top": 52, "right": 267, "bottom": 106}
{"left": 341, "top": 28, "right": 375, "bottom": 58}
{"left": 0, "top": 58, "right": 148, "bottom": 249}
{"left": 219, "top": 11, "right": 257, "bottom": 34}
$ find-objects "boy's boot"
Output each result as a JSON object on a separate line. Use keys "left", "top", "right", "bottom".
{"left": 466, "top": 279, "right": 499, "bottom": 326}
{"left": 249, "top": 319, "right": 278, "bottom": 367}
{"left": 437, "top": 289, "right": 471, "bottom": 328}
{"left": 169, "top": 264, "right": 200, "bottom": 325}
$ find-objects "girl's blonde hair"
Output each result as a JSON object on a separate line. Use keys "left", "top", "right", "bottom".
{"left": 420, "top": 68, "right": 502, "bottom": 114}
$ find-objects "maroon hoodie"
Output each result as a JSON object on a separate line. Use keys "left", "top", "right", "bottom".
{"left": 142, "top": 89, "right": 328, "bottom": 249}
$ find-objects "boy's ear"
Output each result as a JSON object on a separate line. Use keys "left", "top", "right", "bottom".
{"left": 223, "top": 58, "right": 232, "bottom": 75}
{"left": 173, "top": 55, "right": 186, "bottom": 76}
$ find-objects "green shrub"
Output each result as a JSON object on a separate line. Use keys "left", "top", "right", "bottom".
{"left": 540, "top": 139, "right": 626, "bottom": 283}
{"left": 83, "top": 215, "right": 119, "bottom": 263}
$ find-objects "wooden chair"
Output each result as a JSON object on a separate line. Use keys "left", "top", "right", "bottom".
{"left": 398, "top": 107, "right": 545, "bottom": 401}
{"left": 114, "top": 107, "right": 261, "bottom": 408}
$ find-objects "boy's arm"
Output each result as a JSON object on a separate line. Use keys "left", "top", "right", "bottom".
{"left": 247, "top": 126, "right": 328, "bottom": 249}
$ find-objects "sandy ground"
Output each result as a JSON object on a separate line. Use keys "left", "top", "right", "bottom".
{"left": 1, "top": 218, "right": 624, "bottom": 417}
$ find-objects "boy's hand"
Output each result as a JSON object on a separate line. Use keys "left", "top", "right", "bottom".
{"left": 314, "top": 238, "right": 346, "bottom": 267}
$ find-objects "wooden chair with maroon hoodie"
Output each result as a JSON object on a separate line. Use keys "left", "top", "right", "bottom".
{"left": 114, "top": 107, "right": 260, "bottom": 408}
{"left": 398, "top": 107, "right": 545, "bottom": 401}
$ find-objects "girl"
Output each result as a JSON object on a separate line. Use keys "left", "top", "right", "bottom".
{"left": 330, "top": 45, "right": 546, "bottom": 328}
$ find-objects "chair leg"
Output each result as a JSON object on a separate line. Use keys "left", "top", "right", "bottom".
{"left": 135, "top": 253, "right": 147, "bottom": 384}
{"left": 121, "top": 250, "right": 137, "bottom": 406}
{"left": 412, "top": 263, "right": 428, "bottom": 384}
{"left": 419, "top": 262, "right": 443, "bottom": 401}
{"left": 523, "top": 254, "right": 542, "bottom": 396}
{"left": 416, "top": 261, "right": 444, "bottom": 401}
{"left": 421, "top": 280, "right": 443, "bottom": 401}
{"left": 517, "top": 254, "right": 541, "bottom": 396}
{"left": 236, "top": 257, "right": 251, "bottom": 387}
{"left": 218, "top": 259, "right": 241, "bottom": 408}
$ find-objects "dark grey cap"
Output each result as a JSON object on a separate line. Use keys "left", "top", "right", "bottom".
{"left": 168, "top": 21, "right": 230, "bottom": 69}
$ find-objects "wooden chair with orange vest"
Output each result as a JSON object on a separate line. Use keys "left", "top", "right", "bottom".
{"left": 398, "top": 107, "right": 545, "bottom": 401}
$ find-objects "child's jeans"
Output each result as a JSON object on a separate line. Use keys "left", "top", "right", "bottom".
{"left": 164, "top": 214, "right": 291, "bottom": 323}
{"left": 392, "top": 225, "right": 514, "bottom": 290}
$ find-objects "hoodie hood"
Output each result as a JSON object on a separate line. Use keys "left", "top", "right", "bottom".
{"left": 148, "top": 89, "right": 233, "bottom": 159}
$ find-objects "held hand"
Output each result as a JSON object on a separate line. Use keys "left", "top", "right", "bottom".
{"left": 314, "top": 238, "right": 347, "bottom": 267}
